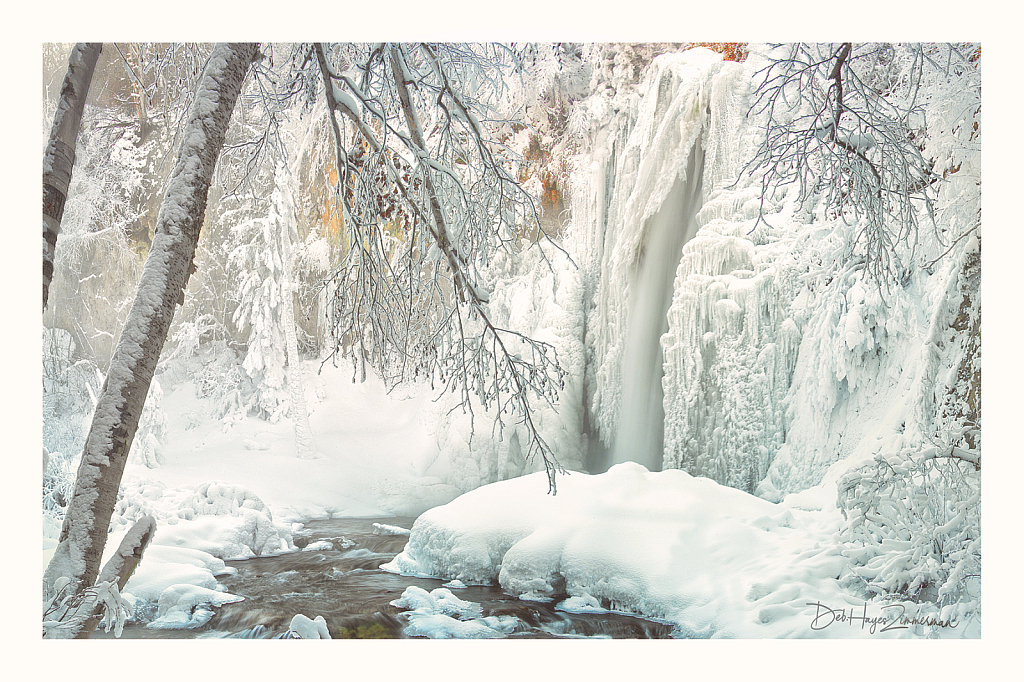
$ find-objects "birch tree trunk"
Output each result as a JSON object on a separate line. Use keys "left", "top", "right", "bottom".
{"left": 42, "top": 43, "right": 258, "bottom": 633}
{"left": 43, "top": 42, "right": 101, "bottom": 311}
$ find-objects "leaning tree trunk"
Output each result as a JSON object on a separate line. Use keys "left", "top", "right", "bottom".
{"left": 43, "top": 42, "right": 101, "bottom": 312}
{"left": 42, "top": 43, "right": 258, "bottom": 634}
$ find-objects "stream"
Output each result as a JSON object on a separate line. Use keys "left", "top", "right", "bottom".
{"left": 97, "top": 516, "right": 681, "bottom": 639}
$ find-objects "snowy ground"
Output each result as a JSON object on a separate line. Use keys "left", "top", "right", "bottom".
{"left": 384, "top": 464, "right": 979, "bottom": 638}
{"left": 41, "top": 355, "right": 980, "bottom": 639}
{"left": 41, "top": 359, "right": 463, "bottom": 630}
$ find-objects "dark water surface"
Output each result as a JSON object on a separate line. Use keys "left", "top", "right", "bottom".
{"left": 98, "top": 516, "right": 679, "bottom": 639}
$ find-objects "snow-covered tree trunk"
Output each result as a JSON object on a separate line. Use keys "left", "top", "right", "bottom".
{"left": 75, "top": 515, "right": 157, "bottom": 638}
{"left": 42, "top": 43, "right": 258, "bottom": 633}
{"left": 43, "top": 42, "right": 101, "bottom": 311}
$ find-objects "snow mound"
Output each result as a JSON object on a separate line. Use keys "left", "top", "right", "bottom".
{"left": 390, "top": 586, "right": 514, "bottom": 639}
{"left": 384, "top": 465, "right": 907, "bottom": 637}
{"left": 155, "top": 512, "right": 288, "bottom": 559}
{"left": 287, "top": 614, "right": 331, "bottom": 639}
{"left": 153, "top": 481, "right": 290, "bottom": 559}
{"left": 113, "top": 542, "right": 233, "bottom": 603}
{"left": 391, "top": 585, "right": 482, "bottom": 619}
{"left": 147, "top": 584, "right": 243, "bottom": 630}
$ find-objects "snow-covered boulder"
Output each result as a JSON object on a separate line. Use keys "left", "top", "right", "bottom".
{"left": 287, "top": 614, "right": 331, "bottom": 639}
{"left": 390, "top": 586, "right": 513, "bottom": 639}
{"left": 383, "top": 464, "right": 913, "bottom": 637}
{"left": 147, "top": 584, "right": 243, "bottom": 630}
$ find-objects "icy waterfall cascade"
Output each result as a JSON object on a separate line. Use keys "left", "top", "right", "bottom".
{"left": 576, "top": 50, "right": 748, "bottom": 471}
{"left": 611, "top": 147, "right": 704, "bottom": 471}
{"left": 571, "top": 48, "right": 799, "bottom": 488}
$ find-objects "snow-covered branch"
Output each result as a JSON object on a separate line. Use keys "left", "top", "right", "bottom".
{"left": 310, "top": 42, "right": 570, "bottom": 491}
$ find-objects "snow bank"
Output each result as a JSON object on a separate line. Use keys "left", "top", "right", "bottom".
{"left": 287, "top": 614, "right": 331, "bottom": 639}
{"left": 383, "top": 465, "right": 953, "bottom": 637}
{"left": 147, "top": 584, "right": 243, "bottom": 629}
{"left": 390, "top": 586, "right": 518, "bottom": 638}
{"left": 107, "top": 543, "right": 229, "bottom": 601}
{"left": 96, "top": 532, "right": 243, "bottom": 631}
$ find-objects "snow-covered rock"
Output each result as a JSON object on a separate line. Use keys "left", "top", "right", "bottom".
{"left": 287, "top": 614, "right": 331, "bottom": 639}
{"left": 383, "top": 465, "right": 916, "bottom": 637}
{"left": 390, "top": 585, "right": 510, "bottom": 639}
{"left": 147, "top": 584, "right": 243, "bottom": 630}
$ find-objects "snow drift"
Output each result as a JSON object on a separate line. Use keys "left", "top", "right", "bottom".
{"left": 383, "top": 464, "right": 974, "bottom": 637}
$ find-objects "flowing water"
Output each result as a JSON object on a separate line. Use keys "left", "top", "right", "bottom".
{"left": 97, "top": 516, "right": 681, "bottom": 639}
{"left": 612, "top": 144, "right": 705, "bottom": 471}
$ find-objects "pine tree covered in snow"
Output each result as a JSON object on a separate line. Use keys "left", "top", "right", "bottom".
{"left": 229, "top": 158, "right": 318, "bottom": 454}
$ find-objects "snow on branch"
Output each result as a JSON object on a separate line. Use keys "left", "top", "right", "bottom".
{"left": 311, "top": 43, "right": 570, "bottom": 491}
{"left": 836, "top": 442, "right": 980, "bottom": 611}
{"left": 744, "top": 43, "right": 967, "bottom": 287}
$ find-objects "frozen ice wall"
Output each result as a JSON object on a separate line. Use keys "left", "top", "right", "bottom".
{"left": 435, "top": 44, "right": 980, "bottom": 500}
{"left": 572, "top": 48, "right": 791, "bottom": 482}
{"left": 570, "top": 45, "right": 980, "bottom": 498}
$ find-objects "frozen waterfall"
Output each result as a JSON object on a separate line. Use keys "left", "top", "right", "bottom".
{"left": 573, "top": 48, "right": 796, "bottom": 487}
{"left": 612, "top": 146, "right": 704, "bottom": 470}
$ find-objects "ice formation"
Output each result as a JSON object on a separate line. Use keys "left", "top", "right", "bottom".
{"left": 570, "top": 48, "right": 795, "bottom": 484}
{"left": 568, "top": 44, "right": 980, "bottom": 500}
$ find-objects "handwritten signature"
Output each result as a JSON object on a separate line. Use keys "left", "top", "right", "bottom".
{"left": 806, "top": 601, "right": 958, "bottom": 634}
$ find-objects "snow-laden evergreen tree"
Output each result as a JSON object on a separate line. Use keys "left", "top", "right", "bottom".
{"left": 230, "top": 160, "right": 317, "bottom": 457}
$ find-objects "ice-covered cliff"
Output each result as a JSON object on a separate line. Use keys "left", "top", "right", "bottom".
{"left": 567, "top": 45, "right": 980, "bottom": 500}
{"left": 567, "top": 48, "right": 797, "bottom": 485}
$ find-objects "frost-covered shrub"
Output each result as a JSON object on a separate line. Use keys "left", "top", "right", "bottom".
{"left": 164, "top": 313, "right": 225, "bottom": 367}
{"left": 109, "top": 478, "right": 167, "bottom": 533}
{"left": 194, "top": 355, "right": 247, "bottom": 423}
{"left": 41, "top": 330, "right": 96, "bottom": 528}
{"left": 42, "top": 577, "right": 132, "bottom": 639}
{"left": 172, "top": 482, "right": 285, "bottom": 557}
{"left": 159, "top": 339, "right": 250, "bottom": 424}
{"left": 42, "top": 327, "right": 102, "bottom": 462}
{"left": 182, "top": 481, "right": 272, "bottom": 518}
{"left": 43, "top": 447, "right": 80, "bottom": 538}
{"left": 837, "top": 445, "right": 980, "bottom": 616}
